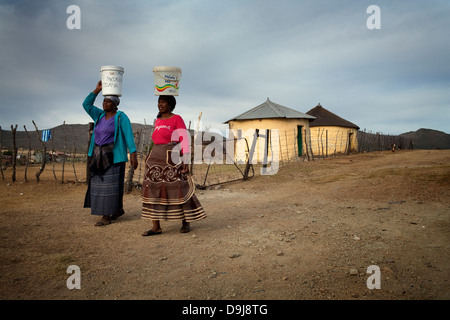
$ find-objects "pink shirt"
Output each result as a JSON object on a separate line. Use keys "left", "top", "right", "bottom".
{"left": 152, "top": 115, "right": 190, "bottom": 153}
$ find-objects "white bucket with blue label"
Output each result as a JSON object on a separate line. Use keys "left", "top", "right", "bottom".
{"left": 100, "top": 65, "right": 124, "bottom": 96}
{"left": 153, "top": 66, "right": 182, "bottom": 96}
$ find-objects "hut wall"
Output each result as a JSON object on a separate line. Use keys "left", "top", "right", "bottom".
{"left": 309, "top": 126, "right": 359, "bottom": 156}
{"left": 227, "top": 118, "right": 312, "bottom": 163}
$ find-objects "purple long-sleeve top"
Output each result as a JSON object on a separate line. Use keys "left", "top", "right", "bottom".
{"left": 94, "top": 115, "right": 115, "bottom": 146}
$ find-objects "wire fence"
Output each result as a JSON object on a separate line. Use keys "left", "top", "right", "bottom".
{"left": 1, "top": 122, "right": 413, "bottom": 188}
{"left": 357, "top": 129, "right": 413, "bottom": 153}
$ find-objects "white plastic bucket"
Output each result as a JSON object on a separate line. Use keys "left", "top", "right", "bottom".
{"left": 100, "top": 65, "right": 124, "bottom": 96}
{"left": 153, "top": 66, "right": 182, "bottom": 96}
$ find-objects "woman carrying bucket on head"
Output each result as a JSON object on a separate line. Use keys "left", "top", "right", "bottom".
{"left": 141, "top": 94, "right": 206, "bottom": 236}
{"left": 82, "top": 80, "right": 138, "bottom": 226}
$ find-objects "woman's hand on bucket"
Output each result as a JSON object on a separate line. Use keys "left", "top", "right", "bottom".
{"left": 93, "top": 81, "right": 102, "bottom": 94}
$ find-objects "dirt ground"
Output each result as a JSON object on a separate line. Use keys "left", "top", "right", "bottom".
{"left": 0, "top": 149, "right": 449, "bottom": 300}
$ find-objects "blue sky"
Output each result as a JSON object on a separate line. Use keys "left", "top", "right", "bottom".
{"left": 0, "top": 0, "right": 449, "bottom": 135}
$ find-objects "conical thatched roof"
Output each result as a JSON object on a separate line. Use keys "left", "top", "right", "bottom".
{"left": 224, "top": 98, "right": 316, "bottom": 123}
{"left": 306, "top": 103, "right": 359, "bottom": 129}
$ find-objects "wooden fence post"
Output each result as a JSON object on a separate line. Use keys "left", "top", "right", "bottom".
{"left": 61, "top": 121, "right": 67, "bottom": 183}
{"left": 284, "top": 131, "right": 289, "bottom": 161}
{"left": 137, "top": 119, "right": 147, "bottom": 183}
{"left": 191, "top": 112, "right": 202, "bottom": 175}
{"left": 125, "top": 130, "right": 140, "bottom": 193}
{"left": 86, "top": 122, "right": 94, "bottom": 184}
{"left": 51, "top": 128, "right": 57, "bottom": 181}
{"left": 278, "top": 132, "right": 284, "bottom": 166}
{"left": 23, "top": 125, "right": 31, "bottom": 182}
{"left": 72, "top": 141, "right": 79, "bottom": 182}
{"left": 243, "top": 129, "right": 258, "bottom": 180}
{"left": 320, "top": 129, "right": 325, "bottom": 158}
{"left": 32, "top": 120, "right": 46, "bottom": 182}
{"left": 11, "top": 125, "right": 18, "bottom": 182}
{"left": 264, "top": 129, "right": 270, "bottom": 168}
{"left": 293, "top": 128, "right": 299, "bottom": 162}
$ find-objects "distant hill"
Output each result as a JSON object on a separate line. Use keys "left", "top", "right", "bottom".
{"left": 399, "top": 128, "right": 450, "bottom": 150}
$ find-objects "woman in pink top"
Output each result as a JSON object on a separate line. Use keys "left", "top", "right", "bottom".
{"left": 141, "top": 95, "right": 206, "bottom": 236}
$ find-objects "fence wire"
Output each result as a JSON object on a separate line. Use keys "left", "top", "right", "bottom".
{"left": 1, "top": 123, "right": 413, "bottom": 186}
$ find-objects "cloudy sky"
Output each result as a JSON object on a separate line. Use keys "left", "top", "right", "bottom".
{"left": 1, "top": 0, "right": 449, "bottom": 135}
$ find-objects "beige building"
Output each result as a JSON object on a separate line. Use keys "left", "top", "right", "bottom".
{"left": 306, "top": 103, "right": 360, "bottom": 156}
{"left": 224, "top": 98, "right": 316, "bottom": 163}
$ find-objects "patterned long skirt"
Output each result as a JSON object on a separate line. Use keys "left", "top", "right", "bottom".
{"left": 84, "top": 162, "right": 125, "bottom": 216}
{"left": 141, "top": 143, "right": 206, "bottom": 222}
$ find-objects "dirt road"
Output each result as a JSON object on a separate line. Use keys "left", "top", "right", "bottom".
{"left": 0, "top": 149, "right": 449, "bottom": 300}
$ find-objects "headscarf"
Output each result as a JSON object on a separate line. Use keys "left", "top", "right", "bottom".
{"left": 103, "top": 95, "right": 120, "bottom": 107}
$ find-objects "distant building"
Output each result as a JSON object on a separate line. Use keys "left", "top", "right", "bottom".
{"left": 225, "top": 98, "right": 316, "bottom": 162}
{"left": 306, "top": 103, "right": 360, "bottom": 156}
{"left": 35, "top": 151, "right": 50, "bottom": 163}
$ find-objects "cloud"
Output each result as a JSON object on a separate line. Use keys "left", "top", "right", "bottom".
{"left": 0, "top": 0, "right": 449, "bottom": 135}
